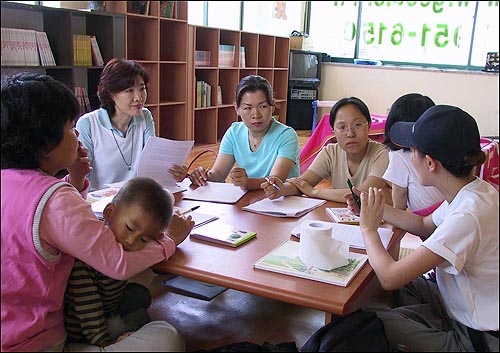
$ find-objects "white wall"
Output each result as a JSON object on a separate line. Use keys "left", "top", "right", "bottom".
{"left": 318, "top": 64, "right": 499, "bottom": 137}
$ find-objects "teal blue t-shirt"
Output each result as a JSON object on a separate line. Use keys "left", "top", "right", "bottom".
{"left": 219, "top": 118, "right": 300, "bottom": 178}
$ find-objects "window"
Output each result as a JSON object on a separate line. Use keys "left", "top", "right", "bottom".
{"left": 243, "top": 1, "right": 305, "bottom": 37}
{"left": 309, "top": 1, "right": 499, "bottom": 70}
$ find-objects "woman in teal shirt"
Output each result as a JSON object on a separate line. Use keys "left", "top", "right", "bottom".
{"left": 184, "top": 75, "right": 300, "bottom": 190}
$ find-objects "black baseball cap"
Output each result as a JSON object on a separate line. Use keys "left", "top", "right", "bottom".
{"left": 389, "top": 105, "right": 481, "bottom": 167}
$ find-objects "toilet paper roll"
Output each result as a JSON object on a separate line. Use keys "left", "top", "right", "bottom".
{"left": 299, "top": 221, "right": 350, "bottom": 270}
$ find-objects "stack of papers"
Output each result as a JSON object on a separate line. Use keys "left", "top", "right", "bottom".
{"left": 242, "top": 196, "right": 326, "bottom": 217}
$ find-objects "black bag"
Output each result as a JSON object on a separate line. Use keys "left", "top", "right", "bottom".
{"left": 300, "top": 310, "right": 389, "bottom": 352}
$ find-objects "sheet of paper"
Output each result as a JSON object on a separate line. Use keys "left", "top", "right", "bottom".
{"left": 182, "top": 181, "right": 247, "bottom": 204}
{"left": 329, "top": 222, "right": 393, "bottom": 250}
{"left": 137, "top": 137, "right": 194, "bottom": 189}
{"left": 242, "top": 196, "right": 326, "bottom": 217}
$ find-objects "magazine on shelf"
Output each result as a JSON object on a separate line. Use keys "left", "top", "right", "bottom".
{"left": 254, "top": 240, "right": 368, "bottom": 287}
{"left": 242, "top": 196, "right": 326, "bottom": 217}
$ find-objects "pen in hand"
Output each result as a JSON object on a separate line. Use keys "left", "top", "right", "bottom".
{"left": 265, "top": 176, "right": 280, "bottom": 191}
{"left": 347, "top": 179, "right": 361, "bottom": 209}
{"left": 179, "top": 205, "right": 200, "bottom": 215}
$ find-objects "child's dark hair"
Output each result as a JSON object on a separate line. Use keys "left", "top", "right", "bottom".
{"left": 235, "top": 75, "right": 275, "bottom": 108}
{"left": 383, "top": 93, "right": 435, "bottom": 151}
{"left": 98, "top": 58, "right": 149, "bottom": 116}
{"left": 1, "top": 73, "right": 80, "bottom": 169}
{"left": 112, "top": 177, "right": 173, "bottom": 232}
{"left": 329, "top": 97, "right": 371, "bottom": 129}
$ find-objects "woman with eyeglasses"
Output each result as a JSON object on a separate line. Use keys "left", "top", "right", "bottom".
{"left": 263, "top": 97, "right": 391, "bottom": 204}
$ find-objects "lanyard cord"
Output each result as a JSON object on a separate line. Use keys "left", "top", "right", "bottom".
{"left": 111, "top": 128, "right": 134, "bottom": 170}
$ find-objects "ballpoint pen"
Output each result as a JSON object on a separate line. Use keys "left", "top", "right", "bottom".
{"left": 179, "top": 205, "right": 200, "bottom": 215}
{"left": 265, "top": 176, "right": 281, "bottom": 191}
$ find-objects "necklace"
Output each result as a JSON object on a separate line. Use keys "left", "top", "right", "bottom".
{"left": 111, "top": 128, "right": 134, "bottom": 171}
{"left": 249, "top": 134, "right": 265, "bottom": 149}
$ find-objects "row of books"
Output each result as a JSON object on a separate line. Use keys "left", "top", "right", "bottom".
{"left": 196, "top": 80, "right": 212, "bottom": 108}
{"left": 129, "top": 1, "right": 178, "bottom": 18}
{"left": 73, "top": 34, "right": 104, "bottom": 67}
{"left": 74, "top": 86, "right": 92, "bottom": 116}
{"left": 196, "top": 46, "right": 245, "bottom": 68}
{"left": 1, "top": 28, "right": 55, "bottom": 66}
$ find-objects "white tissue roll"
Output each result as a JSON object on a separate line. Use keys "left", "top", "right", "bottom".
{"left": 299, "top": 221, "right": 349, "bottom": 270}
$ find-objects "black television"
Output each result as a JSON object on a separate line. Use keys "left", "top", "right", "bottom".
{"left": 289, "top": 50, "right": 322, "bottom": 88}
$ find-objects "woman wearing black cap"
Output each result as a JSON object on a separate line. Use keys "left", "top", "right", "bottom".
{"left": 347, "top": 105, "right": 498, "bottom": 351}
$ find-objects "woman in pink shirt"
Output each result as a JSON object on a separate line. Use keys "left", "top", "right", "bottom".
{"left": 1, "top": 73, "right": 193, "bottom": 352}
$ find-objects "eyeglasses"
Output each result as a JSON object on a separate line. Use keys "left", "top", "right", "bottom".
{"left": 333, "top": 122, "right": 369, "bottom": 135}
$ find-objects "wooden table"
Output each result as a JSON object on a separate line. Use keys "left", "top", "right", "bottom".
{"left": 153, "top": 189, "right": 403, "bottom": 320}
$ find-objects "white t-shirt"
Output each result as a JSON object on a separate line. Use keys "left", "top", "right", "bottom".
{"left": 383, "top": 150, "right": 444, "bottom": 211}
{"left": 424, "top": 178, "right": 499, "bottom": 331}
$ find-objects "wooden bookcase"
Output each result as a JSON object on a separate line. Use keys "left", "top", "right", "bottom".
{"left": 106, "top": 1, "right": 190, "bottom": 141}
{"left": 189, "top": 25, "right": 290, "bottom": 145}
{"left": 0, "top": 2, "right": 125, "bottom": 110}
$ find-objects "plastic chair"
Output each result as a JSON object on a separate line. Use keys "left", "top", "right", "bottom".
{"left": 476, "top": 138, "right": 499, "bottom": 191}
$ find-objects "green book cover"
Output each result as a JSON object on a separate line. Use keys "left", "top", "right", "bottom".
{"left": 190, "top": 221, "right": 256, "bottom": 247}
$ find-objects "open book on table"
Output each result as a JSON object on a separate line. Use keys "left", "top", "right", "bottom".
{"left": 254, "top": 240, "right": 368, "bottom": 287}
{"left": 326, "top": 207, "right": 360, "bottom": 224}
{"left": 182, "top": 181, "right": 248, "bottom": 204}
{"left": 173, "top": 206, "right": 219, "bottom": 229}
{"left": 242, "top": 196, "right": 326, "bottom": 217}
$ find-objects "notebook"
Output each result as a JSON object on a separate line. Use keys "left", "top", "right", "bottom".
{"left": 242, "top": 196, "right": 326, "bottom": 217}
{"left": 173, "top": 206, "right": 218, "bottom": 228}
{"left": 190, "top": 221, "right": 257, "bottom": 247}
{"left": 326, "top": 207, "right": 360, "bottom": 224}
{"left": 183, "top": 181, "right": 247, "bottom": 204}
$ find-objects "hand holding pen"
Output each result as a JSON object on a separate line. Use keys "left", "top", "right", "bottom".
{"left": 262, "top": 176, "right": 283, "bottom": 200}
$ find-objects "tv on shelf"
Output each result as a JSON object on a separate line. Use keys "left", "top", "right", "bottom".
{"left": 289, "top": 50, "right": 322, "bottom": 88}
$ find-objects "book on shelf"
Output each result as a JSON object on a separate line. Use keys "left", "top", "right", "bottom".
{"left": 242, "top": 196, "right": 326, "bottom": 218}
{"left": 1, "top": 28, "right": 41, "bottom": 67}
{"left": 173, "top": 206, "right": 219, "bottom": 229}
{"left": 35, "top": 30, "right": 56, "bottom": 66}
{"left": 217, "top": 86, "right": 222, "bottom": 105}
{"left": 160, "top": 1, "right": 175, "bottom": 18}
{"left": 74, "top": 86, "right": 92, "bottom": 115}
{"left": 218, "top": 44, "right": 235, "bottom": 67}
{"left": 196, "top": 80, "right": 211, "bottom": 108}
{"left": 190, "top": 221, "right": 257, "bottom": 247}
{"left": 240, "top": 46, "right": 246, "bottom": 68}
{"left": 89, "top": 35, "right": 104, "bottom": 66}
{"left": 183, "top": 181, "right": 248, "bottom": 204}
{"left": 73, "top": 34, "right": 92, "bottom": 66}
{"left": 326, "top": 207, "right": 360, "bottom": 224}
{"left": 253, "top": 240, "right": 368, "bottom": 287}
{"left": 130, "top": 1, "right": 150, "bottom": 15}
{"left": 195, "top": 50, "right": 211, "bottom": 67}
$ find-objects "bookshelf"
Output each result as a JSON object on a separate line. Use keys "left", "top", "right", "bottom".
{"left": 188, "top": 26, "right": 290, "bottom": 145}
{"left": 0, "top": 2, "right": 125, "bottom": 111}
{"left": 106, "top": 1, "right": 189, "bottom": 141}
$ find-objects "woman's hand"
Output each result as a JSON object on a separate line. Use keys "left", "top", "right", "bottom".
{"left": 165, "top": 213, "right": 194, "bottom": 245}
{"left": 67, "top": 142, "right": 92, "bottom": 191}
{"left": 344, "top": 186, "right": 362, "bottom": 215}
{"left": 359, "top": 187, "right": 385, "bottom": 233}
{"left": 188, "top": 166, "right": 210, "bottom": 186}
{"left": 287, "top": 177, "right": 317, "bottom": 198}
{"left": 168, "top": 164, "right": 188, "bottom": 182}
{"left": 261, "top": 175, "right": 284, "bottom": 200}
{"left": 229, "top": 167, "right": 249, "bottom": 190}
